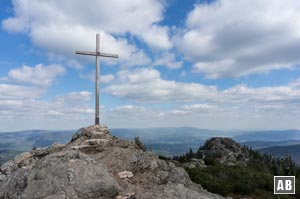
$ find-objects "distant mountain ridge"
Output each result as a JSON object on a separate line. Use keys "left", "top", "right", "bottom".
{"left": 0, "top": 130, "right": 74, "bottom": 164}
{"left": 233, "top": 129, "right": 300, "bottom": 142}
{"left": 111, "top": 127, "right": 222, "bottom": 141}
{"left": 258, "top": 144, "right": 300, "bottom": 164}
{"left": 1, "top": 127, "right": 300, "bottom": 164}
{"left": 0, "top": 127, "right": 221, "bottom": 164}
{"left": 110, "top": 127, "right": 222, "bottom": 156}
{"left": 235, "top": 130, "right": 300, "bottom": 164}
{"left": 241, "top": 140, "right": 300, "bottom": 149}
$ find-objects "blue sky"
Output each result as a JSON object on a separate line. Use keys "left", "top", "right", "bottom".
{"left": 1, "top": 0, "right": 300, "bottom": 131}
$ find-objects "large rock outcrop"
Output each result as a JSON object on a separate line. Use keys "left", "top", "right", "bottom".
{"left": 0, "top": 125, "right": 224, "bottom": 199}
{"left": 198, "top": 137, "right": 250, "bottom": 166}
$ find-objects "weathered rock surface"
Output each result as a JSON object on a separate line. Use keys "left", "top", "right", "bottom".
{"left": 118, "top": 171, "right": 133, "bottom": 179}
{"left": 0, "top": 125, "right": 225, "bottom": 199}
{"left": 183, "top": 158, "right": 207, "bottom": 169}
{"left": 198, "top": 137, "right": 250, "bottom": 166}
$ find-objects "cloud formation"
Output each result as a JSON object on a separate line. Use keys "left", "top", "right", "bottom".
{"left": 153, "top": 53, "right": 183, "bottom": 69}
{"left": 1, "top": 0, "right": 300, "bottom": 130}
{"left": 0, "top": 64, "right": 93, "bottom": 130}
{"left": 104, "top": 68, "right": 217, "bottom": 102}
{"left": 0, "top": 88, "right": 94, "bottom": 130}
{"left": 0, "top": 84, "right": 44, "bottom": 100}
{"left": 177, "top": 0, "right": 300, "bottom": 78}
{"left": 104, "top": 67, "right": 300, "bottom": 112}
{"left": 104, "top": 102, "right": 300, "bottom": 130}
{"left": 8, "top": 64, "right": 65, "bottom": 87}
{"left": 1, "top": 64, "right": 300, "bottom": 130}
{"left": 4, "top": 0, "right": 299, "bottom": 77}
{"left": 2, "top": 0, "right": 171, "bottom": 67}
{"left": 80, "top": 70, "right": 115, "bottom": 84}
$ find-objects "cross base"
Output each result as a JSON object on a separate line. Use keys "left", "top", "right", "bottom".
{"left": 95, "top": 117, "right": 100, "bottom": 125}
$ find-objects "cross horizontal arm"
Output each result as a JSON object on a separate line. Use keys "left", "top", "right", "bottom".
{"left": 99, "top": 52, "right": 119, "bottom": 58}
{"left": 76, "top": 51, "right": 118, "bottom": 58}
{"left": 76, "top": 51, "right": 97, "bottom": 56}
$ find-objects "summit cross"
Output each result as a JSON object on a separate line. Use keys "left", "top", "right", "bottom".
{"left": 76, "top": 33, "right": 119, "bottom": 125}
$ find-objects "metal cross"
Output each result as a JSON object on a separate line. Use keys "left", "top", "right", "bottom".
{"left": 76, "top": 33, "right": 119, "bottom": 125}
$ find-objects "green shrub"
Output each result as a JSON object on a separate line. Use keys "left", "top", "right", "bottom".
{"left": 134, "top": 136, "right": 147, "bottom": 151}
{"left": 186, "top": 165, "right": 275, "bottom": 196}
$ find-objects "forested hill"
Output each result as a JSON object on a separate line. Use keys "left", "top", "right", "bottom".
{"left": 173, "top": 137, "right": 300, "bottom": 199}
{"left": 258, "top": 144, "right": 300, "bottom": 164}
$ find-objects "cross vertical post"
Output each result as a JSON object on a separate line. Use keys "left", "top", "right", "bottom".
{"left": 95, "top": 34, "right": 100, "bottom": 125}
{"left": 76, "top": 33, "right": 119, "bottom": 125}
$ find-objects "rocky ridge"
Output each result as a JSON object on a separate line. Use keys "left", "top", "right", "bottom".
{"left": 0, "top": 125, "right": 224, "bottom": 199}
{"left": 198, "top": 137, "right": 250, "bottom": 166}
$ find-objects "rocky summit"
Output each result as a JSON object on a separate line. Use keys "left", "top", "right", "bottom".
{"left": 0, "top": 125, "right": 224, "bottom": 199}
{"left": 198, "top": 137, "right": 250, "bottom": 166}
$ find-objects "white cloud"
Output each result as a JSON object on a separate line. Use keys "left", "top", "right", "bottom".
{"left": 153, "top": 53, "right": 183, "bottom": 69}
{"left": 102, "top": 100, "right": 300, "bottom": 130}
{"left": 140, "top": 25, "right": 172, "bottom": 49}
{"left": 0, "top": 89, "right": 94, "bottom": 130}
{"left": 66, "top": 59, "right": 84, "bottom": 70}
{"left": 116, "top": 67, "right": 160, "bottom": 83}
{"left": 104, "top": 68, "right": 218, "bottom": 102}
{"left": 221, "top": 84, "right": 300, "bottom": 105}
{"left": 2, "top": 68, "right": 300, "bottom": 130}
{"left": 104, "top": 68, "right": 300, "bottom": 116}
{"left": 181, "top": 104, "right": 217, "bottom": 110}
{"left": 288, "top": 78, "right": 300, "bottom": 89}
{"left": 110, "top": 105, "right": 146, "bottom": 114}
{"left": 2, "top": 0, "right": 171, "bottom": 68}
{"left": 2, "top": 0, "right": 300, "bottom": 131}
{"left": 80, "top": 70, "right": 115, "bottom": 84}
{"left": 105, "top": 105, "right": 161, "bottom": 128}
{"left": 180, "top": 70, "right": 186, "bottom": 77}
{"left": 101, "top": 74, "right": 115, "bottom": 84}
{"left": 0, "top": 84, "right": 44, "bottom": 100}
{"left": 177, "top": 0, "right": 300, "bottom": 78}
{"left": 7, "top": 64, "right": 65, "bottom": 87}
{"left": 0, "top": 88, "right": 93, "bottom": 116}
{"left": 61, "top": 91, "right": 92, "bottom": 103}
{"left": 69, "top": 107, "right": 94, "bottom": 114}
{"left": 31, "top": 26, "right": 151, "bottom": 67}
{"left": 0, "top": 63, "right": 93, "bottom": 129}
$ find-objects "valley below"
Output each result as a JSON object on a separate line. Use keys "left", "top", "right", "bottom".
{"left": 1, "top": 127, "right": 300, "bottom": 165}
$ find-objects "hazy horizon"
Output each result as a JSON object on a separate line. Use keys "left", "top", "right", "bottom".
{"left": 1, "top": 125, "right": 300, "bottom": 135}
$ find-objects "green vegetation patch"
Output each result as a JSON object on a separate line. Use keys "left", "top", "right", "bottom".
{"left": 186, "top": 166, "right": 273, "bottom": 196}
